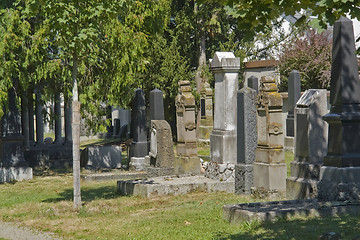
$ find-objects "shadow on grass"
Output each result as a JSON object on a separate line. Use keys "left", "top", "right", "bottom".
{"left": 43, "top": 185, "right": 118, "bottom": 203}
{"left": 33, "top": 168, "right": 73, "bottom": 177}
{"left": 214, "top": 216, "right": 360, "bottom": 240}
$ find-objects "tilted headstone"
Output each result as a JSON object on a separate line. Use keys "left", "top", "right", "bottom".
{"left": 0, "top": 83, "right": 32, "bottom": 183}
{"left": 147, "top": 120, "right": 175, "bottom": 177}
{"left": 198, "top": 82, "right": 213, "bottom": 145}
{"left": 286, "top": 89, "right": 328, "bottom": 199}
{"left": 129, "top": 89, "right": 149, "bottom": 171}
{"left": 286, "top": 70, "right": 301, "bottom": 137}
{"left": 253, "top": 76, "right": 286, "bottom": 197}
{"left": 175, "top": 81, "right": 200, "bottom": 174}
{"left": 318, "top": 17, "right": 360, "bottom": 201}
{"left": 210, "top": 52, "right": 240, "bottom": 164}
{"left": 150, "top": 88, "right": 164, "bottom": 120}
{"left": 235, "top": 87, "right": 257, "bottom": 194}
{"left": 247, "top": 75, "right": 259, "bottom": 93}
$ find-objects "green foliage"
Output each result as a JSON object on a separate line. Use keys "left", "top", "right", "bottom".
{"left": 278, "top": 29, "right": 332, "bottom": 92}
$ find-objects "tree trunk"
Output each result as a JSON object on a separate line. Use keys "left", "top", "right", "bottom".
{"left": 72, "top": 52, "right": 81, "bottom": 210}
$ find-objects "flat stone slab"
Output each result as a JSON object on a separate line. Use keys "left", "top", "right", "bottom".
{"left": 0, "top": 167, "right": 33, "bottom": 183}
{"left": 117, "top": 175, "right": 234, "bottom": 197}
{"left": 82, "top": 171, "right": 147, "bottom": 181}
{"left": 224, "top": 199, "right": 360, "bottom": 224}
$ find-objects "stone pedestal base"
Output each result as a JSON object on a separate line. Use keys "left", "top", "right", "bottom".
{"left": 129, "top": 156, "right": 150, "bottom": 171}
{"left": 210, "top": 130, "right": 237, "bottom": 164}
{"left": 253, "top": 162, "right": 286, "bottom": 192}
{"left": 205, "top": 162, "right": 235, "bottom": 182}
{"left": 130, "top": 141, "right": 148, "bottom": 158}
{"left": 147, "top": 167, "right": 174, "bottom": 177}
{"left": 235, "top": 164, "right": 253, "bottom": 195}
{"left": 176, "top": 142, "right": 197, "bottom": 156}
{"left": 175, "top": 156, "right": 200, "bottom": 175}
{"left": 318, "top": 166, "right": 360, "bottom": 201}
{"left": 80, "top": 145, "right": 122, "bottom": 170}
{"left": 0, "top": 167, "right": 33, "bottom": 183}
{"left": 286, "top": 161, "right": 321, "bottom": 199}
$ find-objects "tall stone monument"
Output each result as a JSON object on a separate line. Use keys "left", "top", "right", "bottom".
{"left": 210, "top": 52, "right": 240, "bottom": 164}
{"left": 247, "top": 75, "right": 259, "bottom": 93}
{"left": 198, "top": 82, "right": 213, "bottom": 145}
{"left": 129, "top": 89, "right": 149, "bottom": 171}
{"left": 318, "top": 17, "right": 360, "bottom": 201}
{"left": 175, "top": 81, "right": 200, "bottom": 174}
{"left": 235, "top": 87, "right": 257, "bottom": 194}
{"left": 147, "top": 88, "right": 175, "bottom": 176}
{"left": 0, "top": 83, "right": 33, "bottom": 183}
{"left": 287, "top": 89, "right": 328, "bottom": 199}
{"left": 286, "top": 70, "right": 301, "bottom": 137}
{"left": 253, "top": 76, "right": 286, "bottom": 197}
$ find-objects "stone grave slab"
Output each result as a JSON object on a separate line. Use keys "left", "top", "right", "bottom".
{"left": 223, "top": 199, "right": 360, "bottom": 224}
{"left": 81, "top": 145, "right": 122, "bottom": 170}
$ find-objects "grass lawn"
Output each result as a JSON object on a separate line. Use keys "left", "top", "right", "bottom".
{"left": 1, "top": 173, "right": 360, "bottom": 239}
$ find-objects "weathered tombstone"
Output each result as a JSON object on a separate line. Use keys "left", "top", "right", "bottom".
{"left": 0, "top": 82, "right": 33, "bottom": 183}
{"left": 210, "top": 52, "right": 240, "bottom": 164}
{"left": 129, "top": 89, "right": 149, "bottom": 171}
{"left": 175, "top": 81, "right": 200, "bottom": 174}
{"left": 286, "top": 89, "right": 328, "bottom": 199}
{"left": 235, "top": 87, "right": 257, "bottom": 194}
{"left": 147, "top": 120, "right": 175, "bottom": 177}
{"left": 247, "top": 75, "right": 259, "bottom": 93}
{"left": 286, "top": 70, "right": 301, "bottom": 137}
{"left": 318, "top": 17, "right": 360, "bottom": 201}
{"left": 150, "top": 88, "right": 164, "bottom": 120}
{"left": 253, "top": 76, "right": 286, "bottom": 197}
{"left": 80, "top": 145, "right": 122, "bottom": 169}
{"left": 112, "top": 118, "right": 120, "bottom": 138}
{"left": 198, "top": 82, "right": 213, "bottom": 145}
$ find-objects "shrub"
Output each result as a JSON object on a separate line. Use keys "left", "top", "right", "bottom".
{"left": 277, "top": 29, "right": 332, "bottom": 92}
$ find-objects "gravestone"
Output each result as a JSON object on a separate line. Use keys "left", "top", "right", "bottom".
{"left": 0, "top": 83, "right": 33, "bottom": 183}
{"left": 112, "top": 107, "right": 131, "bottom": 138}
{"left": 253, "top": 76, "right": 286, "bottom": 197}
{"left": 150, "top": 89, "right": 164, "bottom": 120}
{"left": 175, "top": 81, "right": 200, "bottom": 174}
{"left": 287, "top": 89, "right": 328, "bottom": 199}
{"left": 80, "top": 145, "right": 122, "bottom": 169}
{"left": 198, "top": 82, "right": 213, "bottom": 145}
{"left": 247, "top": 75, "right": 259, "bottom": 93}
{"left": 147, "top": 120, "right": 175, "bottom": 177}
{"left": 129, "top": 89, "right": 149, "bottom": 171}
{"left": 210, "top": 52, "right": 240, "bottom": 164}
{"left": 286, "top": 70, "right": 301, "bottom": 137}
{"left": 318, "top": 17, "right": 360, "bottom": 201}
{"left": 235, "top": 87, "right": 257, "bottom": 195}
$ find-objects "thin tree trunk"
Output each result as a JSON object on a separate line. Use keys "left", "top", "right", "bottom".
{"left": 72, "top": 52, "right": 81, "bottom": 210}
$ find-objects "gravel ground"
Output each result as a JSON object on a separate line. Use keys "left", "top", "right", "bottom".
{"left": 0, "top": 221, "right": 61, "bottom": 240}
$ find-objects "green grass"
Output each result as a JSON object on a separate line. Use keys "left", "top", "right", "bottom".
{"left": 285, "top": 150, "right": 294, "bottom": 176}
{"left": 1, "top": 175, "right": 360, "bottom": 239}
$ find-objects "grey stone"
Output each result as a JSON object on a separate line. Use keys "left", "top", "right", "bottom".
{"left": 286, "top": 70, "right": 301, "bottom": 137}
{"left": 150, "top": 88, "right": 164, "bottom": 120}
{"left": 322, "top": 17, "right": 360, "bottom": 167}
{"left": 117, "top": 175, "right": 234, "bottom": 197}
{"left": 247, "top": 75, "right": 259, "bottom": 93}
{"left": 287, "top": 89, "right": 328, "bottom": 199}
{"left": 129, "top": 156, "right": 150, "bottom": 171}
{"left": 0, "top": 167, "right": 33, "bottom": 183}
{"left": 81, "top": 145, "right": 122, "bottom": 169}
{"left": 210, "top": 52, "right": 240, "bottom": 164}
{"left": 35, "top": 90, "right": 44, "bottom": 146}
{"left": 235, "top": 87, "right": 257, "bottom": 194}
{"left": 223, "top": 199, "right": 360, "bottom": 224}
{"left": 130, "top": 89, "right": 148, "bottom": 158}
{"left": 198, "top": 82, "right": 213, "bottom": 145}
{"left": 253, "top": 76, "right": 286, "bottom": 196}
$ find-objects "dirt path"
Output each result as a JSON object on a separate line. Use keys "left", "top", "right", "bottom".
{"left": 0, "top": 221, "right": 61, "bottom": 240}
